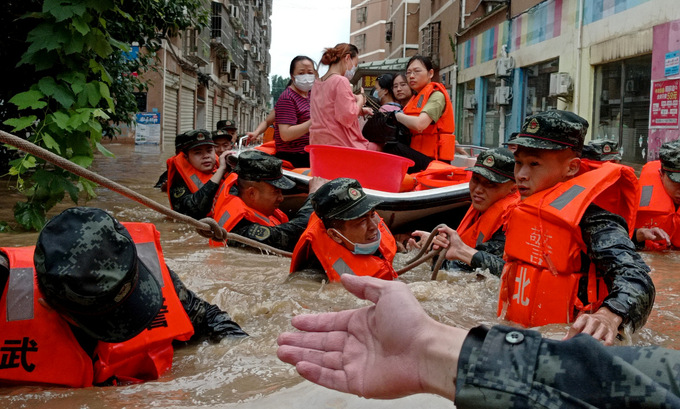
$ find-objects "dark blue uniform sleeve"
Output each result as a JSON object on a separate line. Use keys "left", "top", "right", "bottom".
{"left": 168, "top": 268, "right": 247, "bottom": 342}
{"left": 169, "top": 176, "right": 220, "bottom": 220}
{"left": 580, "top": 205, "right": 655, "bottom": 331}
{"left": 229, "top": 196, "right": 314, "bottom": 252}
{"left": 456, "top": 325, "right": 680, "bottom": 408}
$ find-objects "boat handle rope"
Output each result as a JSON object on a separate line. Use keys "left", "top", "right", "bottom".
{"left": 0, "top": 130, "right": 293, "bottom": 257}
{"left": 396, "top": 224, "right": 448, "bottom": 280}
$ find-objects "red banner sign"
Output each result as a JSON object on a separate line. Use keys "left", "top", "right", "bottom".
{"left": 650, "top": 78, "right": 680, "bottom": 128}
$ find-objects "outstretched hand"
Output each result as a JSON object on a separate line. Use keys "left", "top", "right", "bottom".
{"left": 563, "top": 306, "right": 622, "bottom": 346}
{"left": 636, "top": 227, "right": 671, "bottom": 248}
{"left": 277, "top": 275, "right": 465, "bottom": 400}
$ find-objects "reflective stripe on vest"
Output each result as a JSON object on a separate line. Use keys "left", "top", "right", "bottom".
{"left": 7, "top": 268, "right": 33, "bottom": 322}
{"left": 549, "top": 185, "right": 586, "bottom": 211}
{"left": 332, "top": 258, "right": 355, "bottom": 276}
{"left": 190, "top": 174, "right": 205, "bottom": 190}
{"left": 640, "top": 185, "right": 653, "bottom": 207}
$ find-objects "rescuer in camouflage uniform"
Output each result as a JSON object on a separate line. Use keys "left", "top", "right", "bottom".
{"left": 581, "top": 138, "right": 623, "bottom": 162}
{"left": 0, "top": 208, "right": 246, "bottom": 353}
{"left": 278, "top": 275, "right": 680, "bottom": 408}
{"left": 505, "top": 110, "right": 654, "bottom": 344}
{"left": 225, "top": 150, "right": 325, "bottom": 252}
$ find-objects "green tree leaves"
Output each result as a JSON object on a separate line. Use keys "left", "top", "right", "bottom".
{"left": 4, "top": 0, "right": 208, "bottom": 230}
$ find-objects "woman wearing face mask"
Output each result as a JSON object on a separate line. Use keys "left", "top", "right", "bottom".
{"left": 309, "top": 43, "right": 377, "bottom": 150}
{"left": 272, "top": 55, "right": 317, "bottom": 168}
{"left": 372, "top": 74, "right": 402, "bottom": 112}
{"left": 394, "top": 55, "right": 457, "bottom": 162}
{"left": 391, "top": 73, "right": 413, "bottom": 108}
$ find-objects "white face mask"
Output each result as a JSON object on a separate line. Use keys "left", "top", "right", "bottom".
{"left": 344, "top": 58, "right": 357, "bottom": 80}
{"left": 294, "top": 74, "right": 315, "bottom": 92}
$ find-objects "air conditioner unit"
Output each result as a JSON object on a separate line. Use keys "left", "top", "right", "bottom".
{"left": 463, "top": 94, "right": 477, "bottom": 110}
{"left": 243, "top": 80, "right": 250, "bottom": 93}
{"left": 494, "top": 86, "right": 512, "bottom": 105}
{"left": 495, "top": 57, "right": 515, "bottom": 78}
{"left": 549, "top": 72, "right": 572, "bottom": 97}
{"left": 200, "top": 62, "right": 213, "bottom": 76}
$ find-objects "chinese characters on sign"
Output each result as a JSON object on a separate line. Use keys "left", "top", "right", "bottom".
{"left": 650, "top": 78, "right": 680, "bottom": 129}
{"left": 135, "top": 112, "right": 161, "bottom": 145}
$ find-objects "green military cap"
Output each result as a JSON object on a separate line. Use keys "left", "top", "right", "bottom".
{"left": 507, "top": 110, "right": 589, "bottom": 153}
{"left": 34, "top": 207, "right": 163, "bottom": 343}
{"left": 175, "top": 129, "right": 215, "bottom": 155}
{"left": 466, "top": 147, "right": 515, "bottom": 183}
{"left": 312, "top": 178, "right": 383, "bottom": 221}
{"left": 212, "top": 129, "right": 233, "bottom": 142}
{"left": 233, "top": 150, "right": 296, "bottom": 189}
{"left": 582, "top": 139, "right": 622, "bottom": 162}
{"left": 659, "top": 140, "right": 680, "bottom": 183}
{"left": 216, "top": 119, "right": 237, "bottom": 131}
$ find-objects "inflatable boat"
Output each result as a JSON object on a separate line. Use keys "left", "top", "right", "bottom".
{"left": 252, "top": 141, "right": 481, "bottom": 233}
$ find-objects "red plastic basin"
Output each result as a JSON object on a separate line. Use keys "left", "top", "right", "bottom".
{"left": 305, "top": 145, "right": 414, "bottom": 192}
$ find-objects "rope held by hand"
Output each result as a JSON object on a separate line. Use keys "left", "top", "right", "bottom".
{"left": 0, "top": 130, "right": 292, "bottom": 257}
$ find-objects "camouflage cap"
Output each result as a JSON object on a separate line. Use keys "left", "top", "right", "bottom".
{"left": 507, "top": 110, "right": 588, "bottom": 152}
{"left": 659, "top": 140, "right": 680, "bottom": 183}
{"left": 175, "top": 129, "right": 215, "bottom": 155}
{"left": 212, "top": 129, "right": 233, "bottom": 142}
{"left": 312, "top": 178, "right": 383, "bottom": 221}
{"left": 582, "top": 139, "right": 622, "bottom": 162}
{"left": 216, "top": 119, "right": 237, "bottom": 131}
{"left": 234, "top": 150, "right": 296, "bottom": 189}
{"left": 466, "top": 147, "right": 515, "bottom": 183}
{"left": 34, "top": 207, "right": 163, "bottom": 343}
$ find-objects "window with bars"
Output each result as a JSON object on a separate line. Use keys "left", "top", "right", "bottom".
{"left": 357, "top": 7, "right": 367, "bottom": 23}
{"left": 420, "top": 22, "right": 440, "bottom": 61}
{"left": 355, "top": 34, "right": 366, "bottom": 54}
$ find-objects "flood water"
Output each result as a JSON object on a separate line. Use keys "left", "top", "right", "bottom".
{"left": 1, "top": 142, "right": 679, "bottom": 408}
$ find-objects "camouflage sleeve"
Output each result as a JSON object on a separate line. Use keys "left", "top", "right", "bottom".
{"left": 169, "top": 176, "right": 220, "bottom": 220}
{"left": 168, "top": 268, "right": 247, "bottom": 342}
{"left": 229, "top": 196, "right": 314, "bottom": 252}
{"left": 455, "top": 325, "right": 680, "bottom": 408}
{"left": 580, "top": 205, "right": 655, "bottom": 331}
{"left": 469, "top": 228, "right": 506, "bottom": 277}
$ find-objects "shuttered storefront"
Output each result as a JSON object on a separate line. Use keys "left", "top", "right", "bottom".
{"left": 206, "top": 90, "right": 215, "bottom": 131}
{"left": 179, "top": 72, "right": 196, "bottom": 133}
{"left": 163, "top": 72, "right": 180, "bottom": 149}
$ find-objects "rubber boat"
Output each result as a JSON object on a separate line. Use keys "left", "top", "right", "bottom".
{"left": 251, "top": 140, "right": 484, "bottom": 233}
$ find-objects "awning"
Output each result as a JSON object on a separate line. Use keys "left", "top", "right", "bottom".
{"left": 350, "top": 57, "right": 411, "bottom": 84}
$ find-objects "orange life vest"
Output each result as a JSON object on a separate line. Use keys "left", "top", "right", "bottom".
{"left": 0, "top": 223, "right": 194, "bottom": 387}
{"left": 210, "top": 177, "right": 289, "bottom": 246}
{"left": 289, "top": 213, "right": 398, "bottom": 282}
{"left": 403, "top": 82, "right": 456, "bottom": 161}
{"left": 498, "top": 163, "right": 639, "bottom": 327}
{"left": 457, "top": 191, "right": 520, "bottom": 248}
{"left": 636, "top": 160, "right": 680, "bottom": 249}
{"left": 92, "top": 222, "right": 194, "bottom": 384}
{"left": 0, "top": 246, "right": 94, "bottom": 387}
{"left": 166, "top": 153, "right": 216, "bottom": 209}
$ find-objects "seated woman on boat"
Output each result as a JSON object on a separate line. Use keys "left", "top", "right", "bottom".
{"left": 391, "top": 72, "right": 413, "bottom": 107}
{"left": 309, "top": 43, "right": 377, "bottom": 151}
{"left": 290, "top": 178, "right": 398, "bottom": 282}
{"left": 394, "top": 56, "right": 462, "bottom": 162}
{"left": 371, "top": 74, "right": 402, "bottom": 112}
{"left": 272, "top": 55, "right": 316, "bottom": 168}
{"left": 412, "top": 148, "right": 519, "bottom": 277}
{"left": 166, "top": 129, "right": 230, "bottom": 219}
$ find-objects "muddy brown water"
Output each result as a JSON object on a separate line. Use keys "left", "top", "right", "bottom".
{"left": 0, "top": 143, "right": 678, "bottom": 408}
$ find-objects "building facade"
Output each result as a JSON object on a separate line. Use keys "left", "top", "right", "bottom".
{"left": 350, "top": 0, "right": 680, "bottom": 164}
{"left": 142, "top": 0, "right": 272, "bottom": 150}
